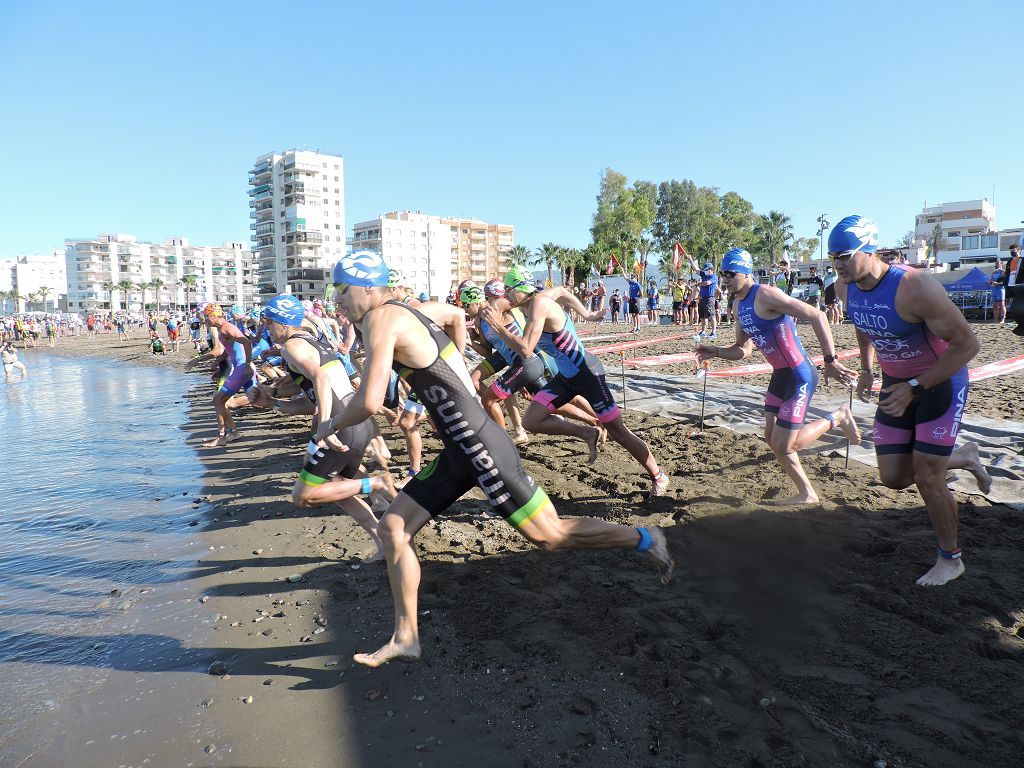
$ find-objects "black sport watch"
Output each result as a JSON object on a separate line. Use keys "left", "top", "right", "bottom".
{"left": 823, "top": 354, "right": 837, "bottom": 364}
{"left": 907, "top": 377, "right": 925, "bottom": 396}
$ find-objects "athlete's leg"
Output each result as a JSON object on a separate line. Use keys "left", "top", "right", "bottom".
{"left": 522, "top": 400, "right": 600, "bottom": 464}
{"left": 503, "top": 393, "right": 528, "bottom": 444}
{"left": 480, "top": 387, "right": 507, "bottom": 428}
{"left": 397, "top": 409, "right": 423, "bottom": 476}
{"left": 911, "top": 450, "right": 965, "bottom": 587}
{"left": 945, "top": 441, "right": 991, "bottom": 493}
{"left": 766, "top": 424, "right": 819, "bottom": 505}
{"left": 353, "top": 494, "right": 432, "bottom": 667}
{"left": 204, "top": 392, "right": 237, "bottom": 447}
{"left": 602, "top": 413, "right": 662, "bottom": 479}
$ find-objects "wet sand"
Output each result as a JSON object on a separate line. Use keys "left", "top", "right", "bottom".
{"left": 24, "top": 330, "right": 1024, "bottom": 767}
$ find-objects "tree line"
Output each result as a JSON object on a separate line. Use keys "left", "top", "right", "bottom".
{"left": 507, "top": 168, "right": 820, "bottom": 285}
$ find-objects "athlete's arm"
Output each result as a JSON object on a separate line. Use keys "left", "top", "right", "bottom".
{"left": 879, "top": 274, "right": 981, "bottom": 415}
{"left": 758, "top": 286, "right": 854, "bottom": 384}
{"left": 415, "top": 301, "right": 468, "bottom": 354}
{"left": 469, "top": 320, "right": 493, "bottom": 358}
{"left": 329, "top": 309, "right": 397, "bottom": 433}
{"left": 486, "top": 296, "right": 547, "bottom": 358}
{"left": 543, "top": 286, "right": 603, "bottom": 321}
{"left": 696, "top": 319, "right": 752, "bottom": 362}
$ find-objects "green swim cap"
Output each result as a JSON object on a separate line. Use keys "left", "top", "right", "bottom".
{"left": 459, "top": 285, "right": 484, "bottom": 304}
{"left": 503, "top": 266, "right": 536, "bottom": 293}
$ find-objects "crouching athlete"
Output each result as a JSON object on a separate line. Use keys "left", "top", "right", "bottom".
{"left": 325, "top": 250, "right": 675, "bottom": 668}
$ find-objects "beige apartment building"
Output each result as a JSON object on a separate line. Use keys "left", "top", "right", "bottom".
{"left": 349, "top": 211, "right": 514, "bottom": 299}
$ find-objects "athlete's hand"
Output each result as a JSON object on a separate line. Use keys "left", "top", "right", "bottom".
{"left": 480, "top": 304, "right": 501, "bottom": 327}
{"left": 856, "top": 370, "right": 875, "bottom": 403}
{"left": 322, "top": 434, "right": 349, "bottom": 453}
{"left": 313, "top": 420, "right": 334, "bottom": 444}
{"left": 694, "top": 344, "right": 718, "bottom": 363}
{"left": 823, "top": 361, "right": 856, "bottom": 387}
{"left": 249, "top": 387, "right": 273, "bottom": 408}
{"left": 879, "top": 381, "right": 913, "bottom": 417}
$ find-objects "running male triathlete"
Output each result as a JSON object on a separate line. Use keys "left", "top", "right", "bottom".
{"left": 831, "top": 215, "right": 991, "bottom": 587}
{"left": 325, "top": 251, "right": 674, "bottom": 667}
{"left": 494, "top": 266, "right": 671, "bottom": 495}
{"left": 252, "top": 294, "right": 394, "bottom": 560}
{"left": 696, "top": 248, "right": 861, "bottom": 505}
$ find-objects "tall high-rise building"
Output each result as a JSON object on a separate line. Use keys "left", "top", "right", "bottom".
{"left": 249, "top": 149, "right": 345, "bottom": 302}
{"left": 5, "top": 252, "right": 67, "bottom": 312}
{"left": 64, "top": 234, "right": 257, "bottom": 314}
{"left": 349, "top": 211, "right": 514, "bottom": 299}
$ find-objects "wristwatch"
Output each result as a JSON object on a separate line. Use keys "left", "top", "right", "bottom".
{"left": 823, "top": 354, "right": 837, "bottom": 364}
{"left": 907, "top": 378, "right": 925, "bottom": 396}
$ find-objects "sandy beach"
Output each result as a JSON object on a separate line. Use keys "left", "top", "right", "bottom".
{"left": 21, "top": 326, "right": 1024, "bottom": 768}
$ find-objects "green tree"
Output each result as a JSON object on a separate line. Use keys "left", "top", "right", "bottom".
{"left": 530, "top": 242, "right": 561, "bottom": 287}
{"left": 102, "top": 280, "right": 116, "bottom": 309}
{"left": 150, "top": 278, "right": 164, "bottom": 312}
{"left": 590, "top": 168, "right": 656, "bottom": 262}
{"left": 116, "top": 279, "right": 133, "bottom": 311}
{"left": 753, "top": 210, "right": 794, "bottom": 265}
{"left": 556, "top": 247, "right": 584, "bottom": 287}
{"left": 135, "top": 281, "right": 151, "bottom": 311}
{"left": 9, "top": 290, "right": 24, "bottom": 312}
{"left": 35, "top": 285, "right": 52, "bottom": 312}
{"left": 788, "top": 236, "right": 820, "bottom": 263}
{"left": 506, "top": 244, "right": 531, "bottom": 268}
{"left": 180, "top": 274, "right": 199, "bottom": 311}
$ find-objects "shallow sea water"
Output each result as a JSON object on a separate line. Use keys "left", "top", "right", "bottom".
{"left": 0, "top": 354, "right": 209, "bottom": 758}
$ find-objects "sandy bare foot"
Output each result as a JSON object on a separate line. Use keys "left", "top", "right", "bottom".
{"left": 651, "top": 471, "right": 670, "bottom": 497}
{"left": 203, "top": 434, "right": 227, "bottom": 448}
{"left": 598, "top": 426, "right": 608, "bottom": 445}
{"left": 353, "top": 638, "right": 422, "bottom": 668}
{"left": 585, "top": 426, "right": 600, "bottom": 465}
{"left": 958, "top": 442, "right": 992, "bottom": 494}
{"left": 644, "top": 527, "right": 675, "bottom": 585}
{"left": 513, "top": 431, "right": 530, "bottom": 447}
{"left": 363, "top": 548, "right": 386, "bottom": 564}
{"left": 832, "top": 405, "right": 861, "bottom": 445}
{"left": 765, "top": 493, "right": 821, "bottom": 506}
{"left": 376, "top": 471, "right": 397, "bottom": 502}
{"left": 916, "top": 556, "right": 965, "bottom": 587}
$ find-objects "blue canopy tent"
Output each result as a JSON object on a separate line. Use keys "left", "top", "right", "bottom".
{"left": 936, "top": 266, "right": 994, "bottom": 318}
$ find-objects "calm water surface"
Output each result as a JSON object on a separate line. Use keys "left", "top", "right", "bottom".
{"left": 0, "top": 354, "right": 210, "bottom": 753}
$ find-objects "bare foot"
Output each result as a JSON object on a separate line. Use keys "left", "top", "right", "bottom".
{"left": 223, "top": 430, "right": 241, "bottom": 444}
{"left": 644, "top": 527, "right": 674, "bottom": 585}
{"left": 203, "top": 434, "right": 227, "bottom": 448}
{"left": 832, "top": 405, "right": 861, "bottom": 445}
{"left": 651, "top": 471, "right": 670, "bottom": 497}
{"left": 363, "top": 547, "right": 386, "bottom": 564}
{"left": 375, "top": 471, "right": 397, "bottom": 502}
{"left": 598, "top": 426, "right": 608, "bottom": 445}
{"left": 353, "top": 638, "right": 422, "bottom": 668}
{"left": 958, "top": 442, "right": 992, "bottom": 494}
{"left": 765, "top": 493, "right": 820, "bottom": 506}
{"left": 916, "top": 556, "right": 965, "bottom": 587}
{"left": 585, "top": 426, "right": 600, "bottom": 465}
{"left": 513, "top": 431, "right": 530, "bottom": 447}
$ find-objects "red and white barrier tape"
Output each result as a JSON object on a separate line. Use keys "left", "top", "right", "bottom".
{"left": 590, "top": 333, "right": 693, "bottom": 354}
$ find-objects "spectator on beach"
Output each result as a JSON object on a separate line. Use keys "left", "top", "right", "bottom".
{"left": 166, "top": 313, "right": 180, "bottom": 352}
{"left": 1001, "top": 243, "right": 1024, "bottom": 293}
{"left": 800, "top": 266, "right": 825, "bottom": 311}
{"left": 626, "top": 276, "right": 642, "bottom": 333}
{"left": 695, "top": 263, "right": 719, "bottom": 340}
{"left": 646, "top": 278, "right": 659, "bottom": 325}
{"left": 990, "top": 259, "right": 1006, "bottom": 325}
{"left": 86, "top": 313, "right": 96, "bottom": 337}
{"left": 150, "top": 332, "right": 166, "bottom": 355}
{"left": 609, "top": 289, "right": 621, "bottom": 323}
{"left": 772, "top": 260, "right": 794, "bottom": 295}
{"left": 594, "top": 281, "right": 607, "bottom": 317}
{"left": 2, "top": 341, "right": 27, "bottom": 381}
{"left": 669, "top": 279, "right": 685, "bottom": 325}
{"left": 116, "top": 314, "right": 129, "bottom": 344}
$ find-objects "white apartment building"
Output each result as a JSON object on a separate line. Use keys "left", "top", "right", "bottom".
{"left": 913, "top": 199, "right": 1023, "bottom": 267}
{"left": 249, "top": 149, "right": 345, "bottom": 303}
{"left": 349, "top": 212, "right": 514, "bottom": 299}
{"left": 64, "top": 234, "right": 257, "bottom": 314}
{"left": 4, "top": 252, "right": 68, "bottom": 312}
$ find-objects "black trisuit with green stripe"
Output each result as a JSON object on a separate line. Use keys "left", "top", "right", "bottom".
{"left": 283, "top": 331, "right": 373, "bottom": 487}
{"left": 390, "top": 301, "right": 549, "bottom": 527}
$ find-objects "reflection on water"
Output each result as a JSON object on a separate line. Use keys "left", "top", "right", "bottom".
{"left": 0, "top": 354, "right": 207, "bottom": 747}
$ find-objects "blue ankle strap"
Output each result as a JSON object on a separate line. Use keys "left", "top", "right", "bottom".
{"left": 636, "top": 527, "right": 653, "bottom": 552}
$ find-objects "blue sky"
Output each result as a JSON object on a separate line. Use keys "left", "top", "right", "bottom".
{"left": 1, "top": 0, "right": 1021, "bottom": 260}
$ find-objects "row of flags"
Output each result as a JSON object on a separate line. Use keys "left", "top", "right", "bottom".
{"left": 586, "top": 242, "right": 691, "bottom": 280}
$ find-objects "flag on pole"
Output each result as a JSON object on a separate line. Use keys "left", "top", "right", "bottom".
{"left": 673, "top": 242, "right": 686, "bottom": 273}
{"left": 590, "top": 264, "right": 600, "bottom": 278}
{"left": 606, "top": 252, "right": 621, "bottom": 275}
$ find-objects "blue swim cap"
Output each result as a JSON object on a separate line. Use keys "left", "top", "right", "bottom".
{"left": 247, "top": 308, "right": 261, "bottom": 320}
{"left": 230, "top": 304, "right": 245, "bottom": 317}
{"left": 333, "top": 250, "right": 390, "bottom": 287}
{"left": 264, "top": 294, "right": 305, "bottom": 327}
{"left": 702, "top": 263, "right": 714, "bottom": 272}
{"left": 828, "top": 215, "right": 879, "bottom": 256}
{"left": 721, "top": 248, "right": 753, "bottom": 275}
{"left": 417, "top": 291, "right": 429, "bottom": 302}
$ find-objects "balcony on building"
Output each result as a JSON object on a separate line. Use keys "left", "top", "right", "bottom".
{"left": 285, "top": 231, "right": 323, "bottom": 245}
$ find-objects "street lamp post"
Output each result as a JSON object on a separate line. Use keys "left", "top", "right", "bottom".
{"left": 816, "top": 214, "right": 830, "bottom": 273}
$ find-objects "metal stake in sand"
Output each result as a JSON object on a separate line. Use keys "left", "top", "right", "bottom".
{"left": 845, "top": 385, "right": 854, "bottom": 469}
{"left": 696, "top": 360, "right": 710, "bottom": 432}
{"left": 619, "top": 350, "right": 627, "bottom": 410}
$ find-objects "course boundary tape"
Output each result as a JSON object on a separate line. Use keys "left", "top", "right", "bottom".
{"left": 589, "top": 333, "right": 693, "bottom": 354}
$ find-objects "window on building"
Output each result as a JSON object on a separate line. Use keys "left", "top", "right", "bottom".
{"left": 981, "top": 234, "right": 998, "bottom": 249}
{"left": 962, "top": 235, "right": 980, "bottom": 250}
{"left": 947, "top": 231, "right": 960, "bottom": 238}
{"left": 309, "top": 283, "right": 315, "bottom": 290}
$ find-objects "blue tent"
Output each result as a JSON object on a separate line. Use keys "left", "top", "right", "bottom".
{"left": 938, "top": 267, "right": 991, "bottom": 293}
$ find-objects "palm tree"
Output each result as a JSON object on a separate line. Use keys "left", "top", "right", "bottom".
{"left": 530, "top": 242, "right": 561, "bottom": 287}
{"left": 506, "top": 244, "right": 531, "bottom": 268}
{"left": 9, "top": 290, "right": 24, "bottom": 313}
{"left": 753, "top": 210, "right": 794, "bottom": 265}
{"left": 116, "top": 279, "right": 133, "bottom": 312}
{"left": 135, "top": 281, "right": 151, "bottom": 312}
{"left": 635, "top": 238, "right": 656, "bottom": 281}
{"left": 36, "top": 285, "right": 51, "bottom": 313}
{"left": 180, "top": 274, "right": 199, "bottom": 311}
{"left": 0, "top": 290, "right": 9, "bottom": 314}
{"left": 103, "top": 280, "right": 116, "bottom": 310}
{"left": 555, "top": 247, "right": 584, "bottom": 287}
{"left": 150, "top": 278, "right": 164, "bottom": 312}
